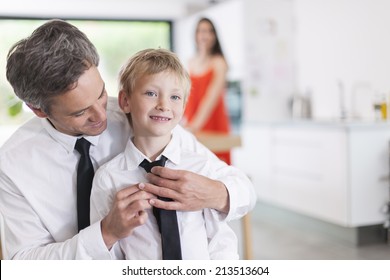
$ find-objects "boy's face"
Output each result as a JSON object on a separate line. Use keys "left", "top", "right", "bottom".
{"left": 33, "top": 66, "right": 108, "bottom": 136}
{"left": 121, "top": 71, "right": 186, "bottom": 139}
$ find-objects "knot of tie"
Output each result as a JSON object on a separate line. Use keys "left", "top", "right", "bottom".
{"left": 75, "top": 137, "right": 91, "bottom": 156}
{"left": 139, "top": 155, "right": 167, "bottom": 173}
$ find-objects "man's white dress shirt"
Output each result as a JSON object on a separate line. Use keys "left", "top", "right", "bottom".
{"left": 0, "top": 97, "right": 256, "bottom": 259}
{"left": 91, "top": 132, "right": 239, "bottom": 260}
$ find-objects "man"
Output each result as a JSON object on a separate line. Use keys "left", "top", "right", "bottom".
{"left": 0, "top": 19, "right": 256, "bottom": 259}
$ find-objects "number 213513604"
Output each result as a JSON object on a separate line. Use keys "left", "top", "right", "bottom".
{"left": 215, "top": 266, "right": 269, "bottom": 276}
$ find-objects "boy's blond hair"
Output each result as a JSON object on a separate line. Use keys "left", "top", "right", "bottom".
{"left": 119, "top": 48, "right": 191, "bottom": 103}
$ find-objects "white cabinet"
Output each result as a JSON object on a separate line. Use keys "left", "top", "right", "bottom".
{"left": 270, "top": 126, "right": 349, "bottom": 225}
{"left": 235, "top": 121, "right": 390, "bottom": 227}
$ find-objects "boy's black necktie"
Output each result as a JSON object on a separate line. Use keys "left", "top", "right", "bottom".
{"left": 139, "top": 156, "right": 182, "bottom": 260}
{"left": 74, "top": 137, "right": 94, "bottom": 232}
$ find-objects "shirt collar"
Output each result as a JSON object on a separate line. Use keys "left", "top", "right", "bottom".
{"left": 41, "top": 118, "right": 100, "bottom": 153}
{"left": 124, "top": 131, "right": 181, "bottom": 170}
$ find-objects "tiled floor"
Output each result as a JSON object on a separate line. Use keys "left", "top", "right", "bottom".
{"left": 230, "top": 202, "right": 390, "bottom": 260}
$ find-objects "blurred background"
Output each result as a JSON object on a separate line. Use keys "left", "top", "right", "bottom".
{"left": 1, "top": 0, "right": 390, "bottom": 259}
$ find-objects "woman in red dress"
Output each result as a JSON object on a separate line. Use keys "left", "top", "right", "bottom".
{"left": 184, "top": 17, "right": 231, "bottom": 164}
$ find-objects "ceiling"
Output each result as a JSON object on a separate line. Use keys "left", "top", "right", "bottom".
{"left": 2, "top": 0, "right": 232, "bottom": 20}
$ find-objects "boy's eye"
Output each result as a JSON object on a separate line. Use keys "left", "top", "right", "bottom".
{"left": 171, "top": 95, "right": 181, "bottom": 101}
{"left": 146, "top": 91, "right": 157, "bottom": 97}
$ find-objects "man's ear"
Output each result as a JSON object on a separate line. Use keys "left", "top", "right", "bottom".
{"left": 26, "top": 103, "right": 48, "bottom": 118}
{"left": 118, "top": 90, "right": 131, "bottom": 114}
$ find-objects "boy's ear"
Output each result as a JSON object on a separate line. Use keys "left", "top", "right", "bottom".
{"left": 118, "top": 90, "right": 131, "bottom": 113}
{"left": 26, "top": 103, "right": 48, "bottom": 118}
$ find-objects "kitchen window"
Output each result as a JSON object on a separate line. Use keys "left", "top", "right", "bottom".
{"left": 0, "top": 18, "right": 172, "bottom": 125}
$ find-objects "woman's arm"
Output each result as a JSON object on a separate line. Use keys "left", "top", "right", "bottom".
{"left": 187, "top": 56, "right": 228, "bottom": 132}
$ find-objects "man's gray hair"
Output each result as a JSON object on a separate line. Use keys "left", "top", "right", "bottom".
{"left": 6, "top": 19, "right": 99, "bottom": 114}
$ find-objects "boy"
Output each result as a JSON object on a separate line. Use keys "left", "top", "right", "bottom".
{"left": 90, "top": 48, "right": 238, "bottom": 260}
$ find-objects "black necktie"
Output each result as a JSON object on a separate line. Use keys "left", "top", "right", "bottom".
{"left": 139, "top": 156, "right": 182, "bottom": 260}
{"left": 75, "top": 137, "right": 94, "bottom": 232}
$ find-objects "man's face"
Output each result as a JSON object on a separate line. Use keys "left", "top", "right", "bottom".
{"left": 46, "top": 66, "right": 108, "bottom": 136}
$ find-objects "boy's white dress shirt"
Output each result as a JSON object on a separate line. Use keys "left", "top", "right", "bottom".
{"left": 91, "top": 132, "right": 239, "bottom": 259}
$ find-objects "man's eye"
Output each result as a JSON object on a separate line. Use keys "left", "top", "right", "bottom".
{"left": 74, "top": 111, "right": 85, "bottom": 117}
{"left": 99, "top": 90, "right": 107, "bottom": 99}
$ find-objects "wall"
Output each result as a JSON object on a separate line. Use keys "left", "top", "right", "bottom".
{"left": 1, "top": 0, "right": 188, "bottom": 19}
{"left": 241, "top": 0, "right": 295, "bottom": 122}
{"left": 294, "top": 0, "right": 390, "bottom": 120}
{"left": 174, "top": 0, "right": 245, "bottom": 81}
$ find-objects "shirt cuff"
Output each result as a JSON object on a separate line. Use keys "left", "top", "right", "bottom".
{"left": 219, "top": 173, "right": 256, "bottom": 222}
{"left": 219, "top": 178, "right": 238, "bottom": 222}
{"left": 78, "top": 220, "right": 112, "bottom": 259}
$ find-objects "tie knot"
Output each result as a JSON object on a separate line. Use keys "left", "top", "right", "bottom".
{"left": 75, "top": 137, "right": 91, "bottom": 156}
{"left": 139, "top": 155, "right": 167, "bottom": 173}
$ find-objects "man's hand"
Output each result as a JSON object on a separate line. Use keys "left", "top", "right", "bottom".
{"left": 140, "top": 166, "right": 230, "bottom": 213}
{"left": 101, "top": 184, "right": 155, "bottom": 249}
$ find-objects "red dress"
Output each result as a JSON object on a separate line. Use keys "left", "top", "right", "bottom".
{"left": 184, "top": 68, "right": 231, "bottom": 164}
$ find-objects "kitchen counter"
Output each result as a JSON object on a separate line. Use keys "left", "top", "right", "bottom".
{"left": 244, "top": 118, "right": 390, "bottom": 130}
{"left": 195, "top": 131, "right": 241, "bottom": 153}
{"left": 234, "top": 119, "right": 390, "bottom": 228}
